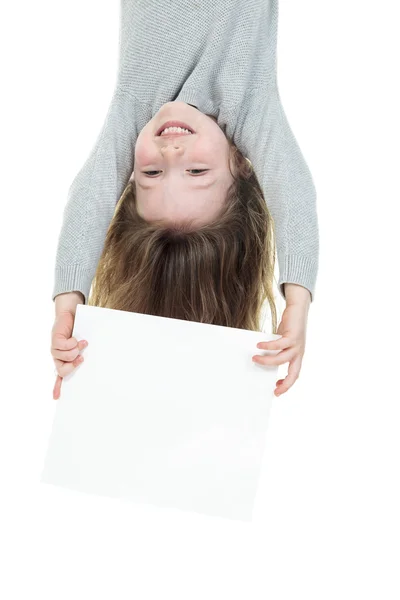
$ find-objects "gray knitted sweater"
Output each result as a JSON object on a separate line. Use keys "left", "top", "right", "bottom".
{"left": 52, "top": 0, "right": 319, "bottom": 304}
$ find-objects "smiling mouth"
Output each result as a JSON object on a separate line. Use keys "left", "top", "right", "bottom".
{"left": 156, "top": 121, "right": 195, "bottom": 136}
{"left": 158, "top": 132, "right": 193, "bottom": 139}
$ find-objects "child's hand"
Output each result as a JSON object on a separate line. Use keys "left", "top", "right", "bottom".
{"left": 252, "top": 302, "right": 309, "bottom": 397}
{"left": 51, "top": 310, "right": 88, "bottom": 400}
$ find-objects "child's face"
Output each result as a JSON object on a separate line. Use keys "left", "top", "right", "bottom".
{"left": 131, "top": 102, "right": 234, "bottom": 227}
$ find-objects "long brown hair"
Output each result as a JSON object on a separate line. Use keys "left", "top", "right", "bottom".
{"left": 88, "top": 137, "right": 277, "bottom": 333}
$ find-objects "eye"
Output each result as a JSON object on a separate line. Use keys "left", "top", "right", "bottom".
{"left": 142, "top": 171, "right": 161, "bottom": 177}
{"left": 142, "top": 169, "right": 209, "bottom": 177}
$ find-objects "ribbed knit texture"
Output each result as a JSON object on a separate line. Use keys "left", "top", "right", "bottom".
{"left": 52, "top": 0, "right": 319, "bottom": 304}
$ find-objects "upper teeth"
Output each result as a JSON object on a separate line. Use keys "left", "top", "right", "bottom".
{"left": 160, "top": 127, "right": 192, "bottom": 136}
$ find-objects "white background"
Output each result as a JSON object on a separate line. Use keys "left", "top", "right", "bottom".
{"left": 1, "top": 1, "right": 399, "bottom": 598}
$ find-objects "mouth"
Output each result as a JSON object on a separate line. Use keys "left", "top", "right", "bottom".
{"left": 156, "top": 121, "right": 195, "bottom": 136}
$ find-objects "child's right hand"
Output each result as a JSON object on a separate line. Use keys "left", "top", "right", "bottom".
{"left": 51, "top": 292, "right": 88, "bottom": 400}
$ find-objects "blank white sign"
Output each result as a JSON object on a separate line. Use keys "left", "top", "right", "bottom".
{"left": 41, "top": 304, "right": 280, "bottom": 521}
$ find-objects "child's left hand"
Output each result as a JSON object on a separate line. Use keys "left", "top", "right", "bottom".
{"left": 252, "top": 302, "right": 309, "bottom": 397}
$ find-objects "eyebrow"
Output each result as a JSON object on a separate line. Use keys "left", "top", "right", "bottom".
{"left": 137, "top": 179, "right": 217, "bottom": 190}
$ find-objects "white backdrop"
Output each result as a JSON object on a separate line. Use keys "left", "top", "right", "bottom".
{"left": 0, "top": 1, "right": 399, "bottom": 598}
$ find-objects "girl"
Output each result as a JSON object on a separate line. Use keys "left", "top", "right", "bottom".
{"left": 51, "top": 0, "right": 319, "bottom": 399}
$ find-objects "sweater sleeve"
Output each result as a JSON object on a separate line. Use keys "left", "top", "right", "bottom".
{"left": 52, "top": 85, "right": 139, "bottom": 304}
{"left": 235, "top": 85, "right": 319, "bottom": 303}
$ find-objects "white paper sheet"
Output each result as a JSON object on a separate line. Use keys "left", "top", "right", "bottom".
{"left": 41, "top": 304, "right": 280, "bottom": 521}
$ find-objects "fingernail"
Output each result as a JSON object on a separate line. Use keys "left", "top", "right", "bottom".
{"left": 82, "top": 341, "right": 88, "bottom": 347}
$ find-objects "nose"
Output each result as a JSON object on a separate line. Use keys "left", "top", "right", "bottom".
{"left": 159, "top": 143, "right": 185, "bottom": 158}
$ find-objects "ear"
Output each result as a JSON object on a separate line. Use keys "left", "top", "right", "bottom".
{"left": 129, "top": 170, "right": 135, "bottom": 182}
{"left": 229, "top": 154, "right": 237, "bottom": 178}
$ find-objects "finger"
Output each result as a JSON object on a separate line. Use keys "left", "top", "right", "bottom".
{"left": 51, "top": 339, "right": 88, "bottom": 362}
{"left": 53, "top": 354, "right": 84, "bottom": 378}
{"left": 56, "top": 354, "right": 84, "bottom": 377}
{"left": 256, "top": 337, "right": 291, "bottom": 351}
{"left": 53, "top": 375, "right": 62, "bottom": 400}
{"left": 52, "top": 332, "right": 79, "bottom": 352}
{"left": 275, "top": 356, "right": 302, "bottom": 396}
{"left": 252, "top": 348, "right": 295, "bottom": 366}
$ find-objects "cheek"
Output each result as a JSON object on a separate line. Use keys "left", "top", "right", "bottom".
{"left": 197, "top": 136, "right": 225, "bottom": 158}
{"left": 134, "top": 137, "right": 145, "bottom": 166}
{"left": 134, "top": 130, "right": 155, "bottom": 166}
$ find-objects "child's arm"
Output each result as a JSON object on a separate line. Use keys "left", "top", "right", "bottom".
{"left": 236, "top": 86, "right": 319, "bottom": 303}
{"left": 52, "top": 87, "right": 140, "bottom": 304}
{"left": 267, "top": 86, "right": 319, "bottom": 303}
